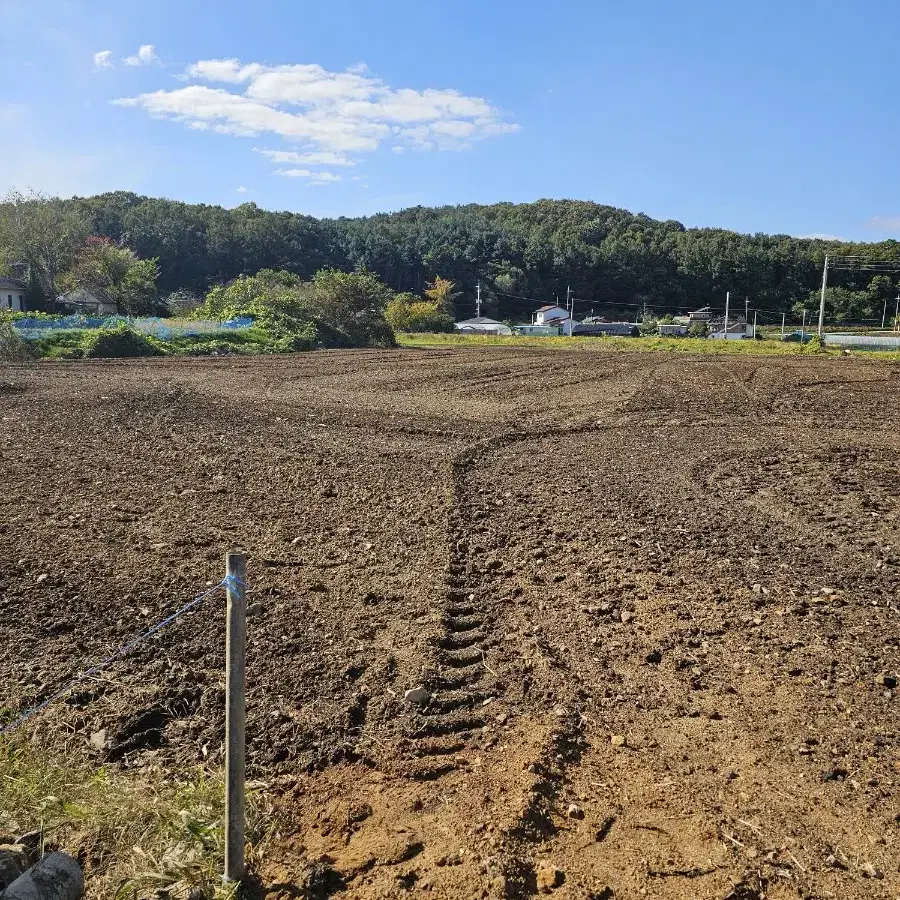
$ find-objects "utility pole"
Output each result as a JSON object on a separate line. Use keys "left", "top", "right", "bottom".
{"left": 476, "top": 282, "right": 482, "bottom": 318}
{"left": 745, "top": 296, "right": 749, "bottom": 328}
{"left": 753, "top": 309, "right": 758, "bottom": 339}
{"left": 801, "top": 308, "right": 807, "bottom": 342}
{"left": 569, "top": 291, "right": 575, "bottom": 336}
{"left": 723, "top": 291, "right": 731, "bottom": 340}
{"left": 781, "top": 312, "right": 786, "bottom": 338}
{"left": 817, "top": 254, "right": 829, "bottom": 336}
{"left": 895, "top": 294, "right": 900, "bottom": 332}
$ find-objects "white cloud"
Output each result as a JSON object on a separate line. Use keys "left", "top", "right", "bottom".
{"left": 115, "top": 56, "right": 519, "bottom": 175}
{"left": 93, "top": 50, "right": 113, "bottom": 70}
{"left": 254, "top": 147, "right": 354, "bottom": 166}
{"left": 234, "top": 185, "right": 249, "bottom": 193}
{"left": 868, "top": 216, "right": 900, "bottom": 232}
{"left": 123, "top": 44, "right": 158, "bottom": 67}
{"left": 187, "top": 58, "right": 262, "bottom": 83}
{"left": 275, "top": 168, "right": 342, "bottom": 186}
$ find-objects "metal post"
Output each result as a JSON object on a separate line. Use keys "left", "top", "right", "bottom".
{"left": 225, "top": 551, "right": 247, "bottom": 883}
{"left": 895, "top": 294, "right": 900, "bottom": 332}
{"left": 817, "top": 254, "right": 829, "bottom": 336}
{"left": 883, "top": 298, "right": 888, "bottom": 330}
{"left": 781, "top": 313, "right": 785, "bottom": 337}
{"left": 753, "top": 310, "right": 757, "bottom": 340}
{"left": 801, "top": 309, "right": 807, "bottom": 343}
{"left": 723, "top": 291, "right": 731, "bottom": 340}
{"left": 476, "top": 282, "right": 481, "bottom": 319}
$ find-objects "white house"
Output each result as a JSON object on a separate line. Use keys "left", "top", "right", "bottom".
{"left": 534, "top": 304, "right": 570, "bottom": 326}
{"left": 657, "top": 323, "right": 689, "bottom": 337}
{"left": 0, "top": 277, "right": 27, "bottom": 312}
{"left": 57, "top": 288, "right": 118, "bottom": 317}
{"left": 709, "top": 318, "right": 755, "bottom": 340}
{"left": 455, "top": 316, "right": 512, "bottom": 336}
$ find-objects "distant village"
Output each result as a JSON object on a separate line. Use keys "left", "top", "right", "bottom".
{"left": 456, "top": 303, "right": 756, "bottom": 340}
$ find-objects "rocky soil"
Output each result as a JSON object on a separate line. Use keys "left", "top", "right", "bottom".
{"left": 0, "top": 349, "right": 898, "bottom": 899}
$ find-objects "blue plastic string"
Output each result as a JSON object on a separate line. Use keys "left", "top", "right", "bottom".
{"left": 0, "top": 575, "right": 246, "bottom": 736}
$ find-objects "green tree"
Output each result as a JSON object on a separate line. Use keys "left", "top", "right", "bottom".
{"left": 0, "top": 189, "right": 90, "bottom": 307}
{"left": 60, "top": 237, "right": 159, "bottom": 315}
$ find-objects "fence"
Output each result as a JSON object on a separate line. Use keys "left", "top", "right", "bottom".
{"left": 823, "top": 333, "right": 900, "bottom": 352}
{"left": 0, "top": 552, "right": 250, "bottom": 883}
{"left": 13, "top": 316, "right": 254, "bottom": 342}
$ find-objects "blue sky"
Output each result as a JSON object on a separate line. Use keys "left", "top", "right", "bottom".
{"left": 3, "top": 0, "right": 900, "bottom": 241}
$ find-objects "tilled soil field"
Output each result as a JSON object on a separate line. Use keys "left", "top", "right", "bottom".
{"left": 1, "top": 348, "right": 898, "bottom": 900}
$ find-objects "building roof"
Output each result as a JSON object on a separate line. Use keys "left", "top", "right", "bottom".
{"left": 0, "top": 277, "right": 26, "bottom": 291}
{"left": 457, "top": 316, "right": 506, "bottom": 326}
{"left": 536, "top": 304, "right": 566, "bottom": 312}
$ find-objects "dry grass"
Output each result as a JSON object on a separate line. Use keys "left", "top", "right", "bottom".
{"left": 0, "top": 739, "right": 271, "bottom": 899}
{"left": 396, "top": 331, "right": 900, "bottom": 359}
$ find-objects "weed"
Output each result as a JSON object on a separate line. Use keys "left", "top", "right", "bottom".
{"left": 0, "top": 739, "right": 270, "bottom": 899}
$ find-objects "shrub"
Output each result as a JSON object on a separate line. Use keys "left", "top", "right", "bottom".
{"left": 385, "top": 295, "right": 455, "bottom": 334}
{"left": 0, "top": 311, "right": 33, "bottom": 361}
{"left": 81, "top": 325, "right": 165, "bottom": 359}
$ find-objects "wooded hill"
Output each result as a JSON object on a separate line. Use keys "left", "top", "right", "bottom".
{"left": 20, "top": 193, "right": 900, "bottom": 321}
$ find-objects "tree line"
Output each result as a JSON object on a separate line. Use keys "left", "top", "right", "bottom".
{"left": 2, "top": 190, "right": 899, "bottom": 324}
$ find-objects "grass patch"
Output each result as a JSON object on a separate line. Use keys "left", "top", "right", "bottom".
{"left": 0, "top": 739, "right": 270, "bottom": 899}
{"left": 396, "top": 331, "right": 900, "bottom": 359}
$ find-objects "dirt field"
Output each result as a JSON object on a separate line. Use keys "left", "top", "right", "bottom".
{"left": 1, "top": 348, "right": 898, "bottom": 900}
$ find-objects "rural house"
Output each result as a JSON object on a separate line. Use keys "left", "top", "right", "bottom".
{"left": 57, "top": 288, "right": 118, "bottom": 317}
{"left": 455, "top": 316, "right": 512, "bottom": 336}
{"left": 1, "top": 276, "right": 27, "bottom": 312}
{"left": 534, "top": 304, "right": 570, "bottom": 326}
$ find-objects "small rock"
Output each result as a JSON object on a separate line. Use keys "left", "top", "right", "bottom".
{"left": 88, "top": 729, "right": 108, "bottom": 751}
{"left": 536, "top": 863, "right": 563, "bottom": 893}
{"left": 861, "top": 861, "right": 883, "bottom": 879}
{"left": 825, "top": 853, "right": 847, "bottom": 869}
{"left": 553, "top": 706, "right": 568, "bottom": 718}
{"left": 0, "top": 845, "right": 28, "bottom": 891}
{"left": 290, "top": 536, "right": 303, "bottom": 546}
{"left": 566, "top": 803, "right": 584, "bottom": 819}
{"left": 874, "top": 673, "right": 897, "bottom": 689}
{"left": 610, "top": 734, "right": 626, "bottom": 748}
{"left": 620, "top": 611, "right": 633, "bottom": 624}
{"left": 404, "top": 687, "right": 430, "bottom": 705}
{"left": 35, "top": 574, "right": 49, "bottom": 584}
{"left": 246, "top": 602, "right": 263, "bottom": 618}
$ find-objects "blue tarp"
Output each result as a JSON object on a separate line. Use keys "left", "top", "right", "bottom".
{"left": 13, "top": 315, "right": 254, "bottom": 341}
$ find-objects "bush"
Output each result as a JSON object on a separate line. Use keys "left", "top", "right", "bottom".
{"left": 0, "top": 311, "right": 34, "bottom": 361}
{"left": 81, "top": 325, "right": 165, "bottom": 359}
{"left": 687, "top": 321, "right": 708, "bottom": 337}
{"left": 385, "top": 295, "right": 455, "bottom": 334}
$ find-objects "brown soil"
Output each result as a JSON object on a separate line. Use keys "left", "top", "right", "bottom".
{"left": 1, "top": 349, "right": 898, "bottom": 900}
